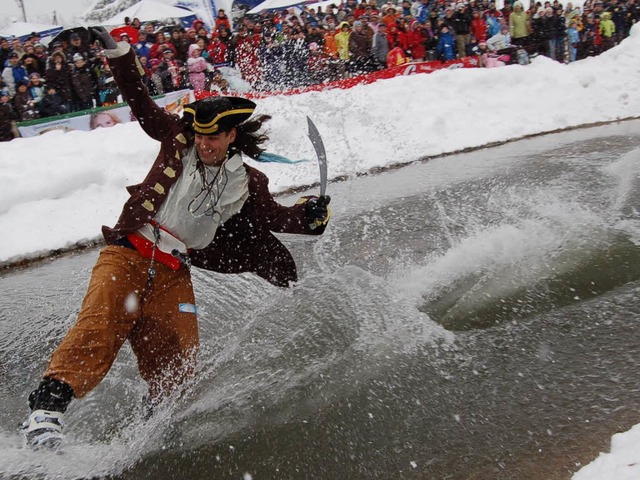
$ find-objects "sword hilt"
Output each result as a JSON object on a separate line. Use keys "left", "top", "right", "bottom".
{"left": 317, "top": 195, "right": 330, "bottom": 207}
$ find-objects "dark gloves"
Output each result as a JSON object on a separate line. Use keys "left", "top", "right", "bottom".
{"left": 305, "top": 195, "right": 331, "bottom": 230}
{"left": 89, "top": 26, "right": 118, "bottom": 50}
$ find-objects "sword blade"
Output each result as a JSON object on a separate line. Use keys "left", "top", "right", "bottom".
{"left": 307, "top": 116, "right": 327, "bottom": 197}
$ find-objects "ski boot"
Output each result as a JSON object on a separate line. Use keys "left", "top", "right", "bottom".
{"left": 24, "top": 409, "right": 65, "bottom": 449}
{"left": 24, "top": 377, "right": 74, "bottom": 449}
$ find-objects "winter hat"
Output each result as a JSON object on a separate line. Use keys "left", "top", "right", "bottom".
{"left": 29, "top": 72, "right": 41, "bottom": 79}
{"left": 188, "top": 43, "right": 201, "bottom": 57}
{"left": 183, "top": 96, "right": 256, "bottom": 135}
{"left": 353, "top": 20, "right": 363, "bottom": 27}
{"left": 0, "top": 90, "right": 9, "bottom": 97}
{"left": 9, "top": 51, "right": 19, "bottom": 58}
{"left": 73, "top": 53, "right": 84, "bottom": 62}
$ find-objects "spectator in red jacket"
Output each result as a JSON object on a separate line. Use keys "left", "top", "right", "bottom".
{"left": 235, "top": 27, "right": 261, "bottom": 86}
{"left": 387, "top": 42, "right": 409, "bottom": 67}
{"left": 470, "top": 9, "right": 488, "bottom": 43}
{"left": 215, "top": 9, "right": 232, "bottom": 31}
{"left": 149, "top": 32, "right": 177, "bottom": 60}
{"left": 354, "top": 1, "right": 367, "bottom": 19}
{"left": 407, "top": 19, "right": 427, "bottom": 61}
{"left": 207, "top": 34, "right": 229, "bottom": 65}
{"left": 394, "top": 18, "right": 410, "bottom": 53}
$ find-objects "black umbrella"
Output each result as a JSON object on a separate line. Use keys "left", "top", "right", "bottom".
{"left": 47, "top": 26, "right": 91, "bottom": 49}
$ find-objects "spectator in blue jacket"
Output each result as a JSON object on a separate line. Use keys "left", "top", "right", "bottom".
{"left": 134, "top": 31, "right": 152, "bottom": 61}
{"left": 416, "top": 0, "right": 430, "bottom": 24}
{"left": 437, "top": 25, "right": 457, "bottom": 60}
{"left": 1, "top": 52, "right": 29, "bottom": 96}
{"left": 567, "top": 19, "right": 580, "bottom": 62}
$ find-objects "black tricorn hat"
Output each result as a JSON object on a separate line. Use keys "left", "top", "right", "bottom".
{"left": 183, "top": 96, "right": 256, "bottom": 135}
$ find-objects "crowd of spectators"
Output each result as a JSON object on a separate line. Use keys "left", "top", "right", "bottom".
{"left": 0, "top": 30, "right": 123, "bottom": 141}
{"left": 1, "top": 0, "right": 638, "bottom": 141}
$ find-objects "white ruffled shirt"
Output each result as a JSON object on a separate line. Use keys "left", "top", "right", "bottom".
{"left": 138, "top": 148, "right": 249, "bottom": 252}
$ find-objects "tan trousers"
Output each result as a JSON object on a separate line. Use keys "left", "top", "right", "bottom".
{"left": 456, "top": 34, "right": 470, "bottom": 58}
{"left": 45, "top": 245, "right": 199, "bottom": 400}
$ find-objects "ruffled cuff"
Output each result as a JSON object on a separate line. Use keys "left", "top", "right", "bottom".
{"left": 103, "top": 41, "right": 132, "bottom": 59}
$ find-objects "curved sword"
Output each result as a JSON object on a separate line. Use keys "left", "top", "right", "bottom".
{"left": 306, "top": 116, "right": 327, "bottom": 198}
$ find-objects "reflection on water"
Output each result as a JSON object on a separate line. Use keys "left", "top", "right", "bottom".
{"left": 1, "top": 121, "right": 640, "bottom": 479}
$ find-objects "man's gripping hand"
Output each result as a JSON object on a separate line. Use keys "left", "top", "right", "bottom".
{"left": 89, "top": 26, "right": 117, "bottom": 50}
{"left": 305, "top": 195, "right": 331, "bottom": 230}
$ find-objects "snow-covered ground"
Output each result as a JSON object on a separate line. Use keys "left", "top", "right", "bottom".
{"left": 1, "top": 28, "right": 640, "bottom": 478}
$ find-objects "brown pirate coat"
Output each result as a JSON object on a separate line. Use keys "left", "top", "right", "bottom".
{"left": 103, "top": 47, "right": 325, "bottom": 287}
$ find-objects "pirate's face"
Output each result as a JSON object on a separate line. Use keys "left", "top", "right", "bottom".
{"left": 195, "top": 129, "right": 237, "bottom": 166}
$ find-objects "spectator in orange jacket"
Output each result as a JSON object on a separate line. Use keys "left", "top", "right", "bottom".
{"left": 381, "top": 7, "right": 400, "bottom": 37}
{"left": 323, "top": 26, "right": 339, "bottom": 58}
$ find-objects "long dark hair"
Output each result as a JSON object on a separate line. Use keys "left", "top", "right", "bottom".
{"left": 233, "top": 114, "right": 272, "bottom": 160}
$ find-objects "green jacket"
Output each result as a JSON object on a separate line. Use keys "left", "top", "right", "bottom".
{"left": 599, "top": 14, "right": 615, "bottom": 38}
{"left": 509, "top": 10, "right": 529, "bottom": 39}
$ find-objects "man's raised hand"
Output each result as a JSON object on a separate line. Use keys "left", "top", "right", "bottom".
{"left": 89, "top": 26, "right": 117, "bottom": 50}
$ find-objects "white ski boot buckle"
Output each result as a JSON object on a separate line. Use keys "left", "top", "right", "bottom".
{"left": 24, "top": 409, "right": 65, "bottom": 449}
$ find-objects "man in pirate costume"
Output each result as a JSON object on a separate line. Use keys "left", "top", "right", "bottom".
{"left": 24, "top": 27, "right": 331, "bottom": 448}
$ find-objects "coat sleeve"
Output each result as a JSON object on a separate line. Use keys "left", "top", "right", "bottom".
{"left": 248, "top": 166, "right": 326, "bottom": 236}
{"left": 106, "top": 42, "right": 183, "bottom": 142}
{"left": 188, "top": 166, "right": 328, "bottom": 287}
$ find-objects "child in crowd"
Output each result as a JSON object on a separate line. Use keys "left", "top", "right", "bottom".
{"left": 437, "top": 25, "right": 456, "bottom": 61}
{"left": 13, "top": 80, "right": 38, "bottom": 121}
{"left": 206, "top": 69, "right": 230, "bottom": 93}
{"left": 0, "top": 89, "right": 18, "bottom": 141}
{"left": 567, "top": 20, "right": 580, "bottom": 62}
{"left": 186, "top": 44, "right": 208, "bottom": 92}
{"left": 38, "top": 85, "right": 67, "bottom": 118}
{"left": 28, "top": 73, "right": 45, "bottom": 112}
